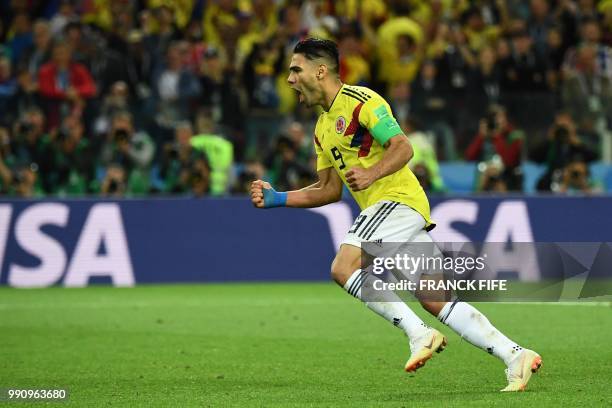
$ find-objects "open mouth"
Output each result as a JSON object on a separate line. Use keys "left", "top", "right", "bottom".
{"left": 294, "top": 89, "right": 304, "bottom": 103}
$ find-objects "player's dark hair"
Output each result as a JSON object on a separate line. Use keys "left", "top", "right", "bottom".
{"left": 293, "top": 38, "right": 339, "bottom": 73}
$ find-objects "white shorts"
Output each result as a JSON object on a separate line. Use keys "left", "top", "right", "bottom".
{"left": 342, "top": 200, "right": 433, "bottom": 248}
{"left": 343, "top": 201, "right": 442, "bottom": 282}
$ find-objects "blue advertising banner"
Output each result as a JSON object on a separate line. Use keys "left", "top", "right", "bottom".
{"left": 0, "top": 196, "right": 610, "bottom": 287}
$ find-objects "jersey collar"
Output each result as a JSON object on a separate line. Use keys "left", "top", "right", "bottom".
{"left": 324, "top": 83, "right": 344, "bottom": 113}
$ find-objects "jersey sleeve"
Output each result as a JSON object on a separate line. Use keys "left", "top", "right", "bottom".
{"left": 358, "top": 97, "right": 404, "bottom": 146}
{"left": 314, "top": 134, "right": 332, "bottom": 171}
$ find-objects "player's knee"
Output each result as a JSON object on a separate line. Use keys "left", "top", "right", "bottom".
{"left": 330, "top": 258, "right": 353, "bottom": 286}
{"left": 419, "top": 299, "right": 446, "bottom": 317}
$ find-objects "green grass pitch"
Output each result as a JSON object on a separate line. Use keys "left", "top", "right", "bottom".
{"left": 1, "top": 283, "right": 611, "bottom": 407}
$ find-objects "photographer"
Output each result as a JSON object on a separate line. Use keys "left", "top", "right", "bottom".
{"left": 12, "top": 107, "right": 49, "bottom": 170}
{"left": 0, "top": 127, "right": 14, "bottom": 193}
{"left": 264, "top": 135, "right": 314, "bottom": 192}
{"left": 465, "top": 105, "right": 524, "bottom": 191}
{"left": 232, "top": 160, "right": 266, "bottom": 194}
{"left": 532, "top": 111, "right": 598, "bottom": 192}
{"left": 11, "top": 165, "right": 42, "bottom": 198}
{"left": 101, "top": 111, "right": 155, "bottom": 194}
{"left": 100, "top": 163, "right": 128, "bottom": 197}
{"left": 184, "top": 156, "right": 210, "bottom": 198}
{"left": 44, "top": 115, "right": 94, "bottom": 195}
{"left": 160, "top": 121, "right": 207, "bottom": 193}
{"left": 557, "top": 159, "right": 599, "bottom": 194}
{"left": 477, "top": 157, "right": 508, "bottom": 193}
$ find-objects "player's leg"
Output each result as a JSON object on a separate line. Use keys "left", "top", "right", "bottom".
{"left": 338, "top": 201, "right": 446, "bottom": 372}
{"left": 412, "top": 230, "right": 542, "bottom": 391}
{"left": 331, "top": 243, "right": 430, "bottom": 341}
{"left": 435, "top": 298, "right": 542, "bottom": 391}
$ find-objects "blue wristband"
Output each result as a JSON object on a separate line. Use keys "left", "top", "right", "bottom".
{"left": 263, "top": 188, "right": 287, "bottom": 208}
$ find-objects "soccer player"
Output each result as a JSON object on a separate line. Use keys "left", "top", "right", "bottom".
{"left": 250, "top": 38, "right": 541, "bottom": 391}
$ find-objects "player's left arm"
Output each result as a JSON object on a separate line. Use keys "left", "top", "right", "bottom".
{"left": 345, "top": 98, "right": 413, "bottom": 191}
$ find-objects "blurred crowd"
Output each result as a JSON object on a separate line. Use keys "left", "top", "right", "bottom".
{"left": 1, "top": 0, "right": 611, "bottom": 197}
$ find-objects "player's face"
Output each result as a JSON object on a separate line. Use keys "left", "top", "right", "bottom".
{"left": 287, "top": 53, "right": 320, "bottom": 108}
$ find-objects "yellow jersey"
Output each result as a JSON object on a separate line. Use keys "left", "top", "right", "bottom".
{"left": 314, "top": 84, "right": 434, "bottom": 230}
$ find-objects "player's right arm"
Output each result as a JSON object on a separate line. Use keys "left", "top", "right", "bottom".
{"left": 250, "top": 167, "right": 343, "bottom": 209}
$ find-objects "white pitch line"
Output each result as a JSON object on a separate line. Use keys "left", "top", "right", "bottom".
{"left": 0, "top": 300, "right": 609, "bottom": 310}
{"left": 494, "top": 301, "right": 611, "bottom": 307}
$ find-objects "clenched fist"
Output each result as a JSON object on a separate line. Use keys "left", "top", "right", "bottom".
{"left": 250, "top": 179, "right": 272, "bottom": 208}
{"left": 345, "top": 166, "right": 376, "bottom": 191}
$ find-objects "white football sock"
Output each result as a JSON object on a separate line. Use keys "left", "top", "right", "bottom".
{"left": 344, "top": 269, "right": 428, "bottom": 339}
{"left": 438, "top": 300, "right": 523, "bottom": 365}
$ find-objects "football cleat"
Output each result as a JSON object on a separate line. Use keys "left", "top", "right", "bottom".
{"left": 404, "top": 328, "right": 447, "bottom": 372}
{"left": 500, "top": 349, "right": 542, "bottom": 392}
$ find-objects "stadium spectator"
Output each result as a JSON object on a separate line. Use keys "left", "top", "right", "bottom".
{"left": 403, "top": 117, "right": 445, "bottom": 193}
{"left": 190, "top": 131, "right": 233, "bottom": 196}
{"left": 556, "top": 157, "right": 600, "bottom": 194}
{"left": 0, "top": 0, "right": 610, "bottom": 197}
{"left": 38, "top": 41, "right": 96, "bottom": 129}
{"left": 242, "top": 38, "right": 285, "bottom": 159}
{"left": 49, "top": 0, "right": 78, "bottom": 37}
{"left": 477, "top": 156, "right": 508, "bottom": 193}
{"left": 338, "top": 30, "right": 370, "bottom": 86}
{"left": 285, "top": 121, "right": 313, "bottom": 165}
{"left": 465, "top": 105, "right": 525, "bottom": 191}
{"left": 197, "top": 47, "right": 243, "bottom": 136}
{"left": 544, "top": 26, "right": 565, "bottom": 90}
{"left": 527, "top": 0, "right": 555, "bottom": 57}
{"left": 7, "top": 12, "right": 32, "bottom": 66}
{"left": 41, "top": 115, "right": 94, "bottom": 195}
{"left": 501, "top": 28, "right": 551, "bottom": 131}
{"left": 376, "top": 1, "right": 424, "bottom": 92}
{"left": 93, "top": 81, "right": 132, "bottom": 136}
{"left": 232, "top": 159, "right": 266, "bottom": 195}
{"left": 66, "top": 22, "right": 130, "bottom": 98}
{"left": 410, "top": 60, "right": 455, "bottom": 160}
{"left": 467, "top": 46, "right": 502, "bottom": 123}
{"left": 0, "top": 56, "right": 17, "bottom": 119}
{"left": 187, "top": 156, "right": 211, "bottom": 197}
{"left": 562, "top": 44, "right": 612, "bottom": 140}
{"left": 0, "top": 126, "right": 14, "bottom": 193}
{"left": 19, "top": 19, "right": 51, "bottom": 78}
{"left": 152, "top": 41, "right": 201, "bottom": 136}
{"left": 100, "top": 162, "right": 128, "bottom": 197}
{"left": 12, "top": 165, "right": 41, "bottom": 197}
{"left": 264, "top": 135, "right": 314, "bottom": 192}
{"left": 532, "top": 111, "right": 598, "bottom": 191}
{"left": 11, "top": 68, "right": 40, "bottom": 121}
{"left": 145, "top": 5, "right": 181, "bottom": 64}
{"left": 12, "top": 107, "right": 48, "bottom": 169}
{"left": 100, "top": 111, "right": 155, "bottom": 195}
{"left": 160, "top": 121, "right": 208, "bottom": 194}
{"left": 124, "top": 29, "right": 154, "bottom": 102}
{"left": 427, "top": 23, "right": 475, "bottom": 141}
{"left": 563, "top": 17, "right": 612, "bottom": 79}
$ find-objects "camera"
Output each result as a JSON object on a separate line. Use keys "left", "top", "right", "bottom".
{"left": 168, "top": 147, "right": 179, "bottom": 160}
{"left": 56, "top": 128, "right": 70, "bottom": 142}
{"left": 107, "top": 179, "right": 120, "bottom": 194}
{"left": 19, "top": 120, "right": 33, "bottom": 134}
{"left": 190, "top": 168, "right": 205, "bottom": 184}
{"left": 114, "top": 129, "right": 130, "bottom": 143}
{"left": 486, "top": 112, "right": 497, "bottom": 131}
{"left": 553, "top": 126, "right": 569, "bottom": 143}
{"left": 487, "top": 173, "right": 502, "bottom": 183}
